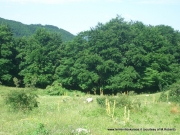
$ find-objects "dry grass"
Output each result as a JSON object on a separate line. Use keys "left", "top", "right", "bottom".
{"left": 170, "top": 107, "right": 179, "bottom": 114}
{"left": 170, "top": 104, "right": 180, "bottom": 114}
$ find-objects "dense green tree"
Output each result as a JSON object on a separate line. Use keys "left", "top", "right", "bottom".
{"left": 1, "top": 16, "right": 180, "bottom": 94}
{"left": 19, "top": 28, "right": 62, "bottom": 88}
{"left": 0, "top": 25, "right": 14, "bottom": 85}
{"left": 55, "top": 16, "right": 180, "bottom": 93}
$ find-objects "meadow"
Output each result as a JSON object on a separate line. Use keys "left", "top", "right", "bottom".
{"left": 0, "top": 85, "right": 179, "bottom": 135}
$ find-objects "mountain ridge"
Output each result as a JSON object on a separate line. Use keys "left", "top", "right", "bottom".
{"left": 0, "top": 17, "right": 75, "bottom": 42}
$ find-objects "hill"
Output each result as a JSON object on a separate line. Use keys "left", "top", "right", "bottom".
{"left": 0, "top": 17, "right": 75, "bottom": 42}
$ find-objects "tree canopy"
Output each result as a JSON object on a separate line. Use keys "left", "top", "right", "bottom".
{"left": 0, "top": 25, "right": 14, "bottom": 85}
{"left": 55, "top": 16, "right": 180, "bottom": 93}
{"left": 0, "top": 16, "right": 180, "bottom": 93}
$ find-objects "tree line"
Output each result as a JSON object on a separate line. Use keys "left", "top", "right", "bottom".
{"left": 1, "top": 16, "right": 180, "bottom": 94}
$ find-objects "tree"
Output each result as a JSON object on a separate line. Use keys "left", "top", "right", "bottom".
{"left": 54, "top": 16, "right": 180, "bottom": 93}
{"left": 19, "top": 28, "right": 62, "bottom": 88}
{"left": 0, "top": 25, "right": 14, "bottom": 85}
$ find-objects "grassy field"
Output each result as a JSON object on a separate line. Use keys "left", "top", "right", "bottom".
{"left": 0, "top": 86, "right": 180, "bottom": 135}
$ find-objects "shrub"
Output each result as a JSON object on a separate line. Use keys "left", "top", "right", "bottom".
{"left": 163, "top": 81, "right": 180, "bottom": 103}
{"left": 169, "top": 88, "right": 180, "bottom": 103}
{"left": 115, "top": 95, "right": 132, "bottom": 109}
{"left": 158, "top": 81, "right": 180, "bottom": 104}
{"left": 46, "top": 81, "right": 68, "bottom": 96}
{"left": 128, "top": 91, "right": 137, "bottom": 96}
{"left": 96, "top": 95, "right": 133, "bottom": 109}
{"left": 158, "top": 92, "right": 167, "bottom": 102}
{"left": 5, "top": 90, "right": 38, "bottom": 111}
{"left": 96, "top": 97, "right": 106, "bottom": 107}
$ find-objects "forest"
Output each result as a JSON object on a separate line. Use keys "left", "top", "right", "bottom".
{"left": 0, "top": 17, "right": 75, "bottom": 42}
{"left": 1, "top": 16, "right": 180, "bottom": 94}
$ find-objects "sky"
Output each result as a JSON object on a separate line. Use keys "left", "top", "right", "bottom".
{"left": 0, "top": 0, "right": 179, "bottom": 35}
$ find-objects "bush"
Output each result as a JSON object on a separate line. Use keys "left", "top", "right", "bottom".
{"left": 96, "top": 97, "right": 106, "bottom": 107}
{"left": 46, "top": 81, "right": 68, "bottom": 96}
{"left": 96, "top": 95, "right": 133, "bottom": 109}
{"left": 160, "top": 81, "right": 180, "bottom": 103}
{"left": 128, "top": 91, "right": 137, "bottom": 96}
{"left": 115, "top": 95, "right": 132, "bottom": 109}
{"left": 169, "top": 88, "right": 180, "bottom": 103}
{"left": 158, "top": 92, "right": 167, "bottom": 102}
{"left": 5, "top": 90, "right": 38, "bottom": 111}
{"left": 159, "top": 90, "right": 180, "bottom": 103}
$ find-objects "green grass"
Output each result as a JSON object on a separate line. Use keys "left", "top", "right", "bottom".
{"left": 0, "top": 86, "right": 179, "bottom": 135}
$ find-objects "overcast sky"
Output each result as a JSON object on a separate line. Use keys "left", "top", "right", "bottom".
{"left": 0, "top": 0, "right": 179, "bottom": 35}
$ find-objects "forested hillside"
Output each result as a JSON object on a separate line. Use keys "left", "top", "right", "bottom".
{"left": 0, "top": 17, "right": 74, "bottom": 42}
{"left": 0, "top": 16, "right": 180, "bottom": 94}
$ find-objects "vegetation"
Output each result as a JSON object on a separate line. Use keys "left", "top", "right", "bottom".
{"left": 54, "top": 16, "right": 180, "bottom": 94}
{"left": 159, "top": 81, "right": 180, "bottom": 103}
{"left": 0, "top": 24, "right": 17, "bottom": 86}
{"left": 46, "top": 81, "right": 68, "bottom": 96}
{"left": 0, "top": 15, "right": 180, "bottom": 94}
{"left": 0, "top": 86, "right": 179, "bottom": 135}
{"left": 0, "top": 15, "right": 180, "bottom": 134}
{"left": 96, "top": 95, "right": 131, "bottom": 109}
{"left": 0, "top": 17, "right": 75, "bottom": 42}
{"left": 4, "top": 90, "right": 38, "bottom": 112}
